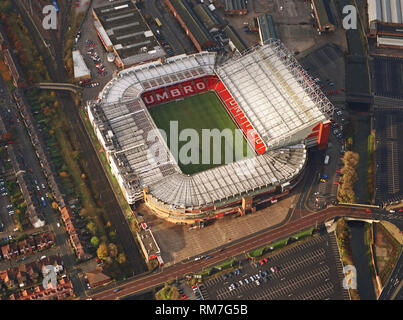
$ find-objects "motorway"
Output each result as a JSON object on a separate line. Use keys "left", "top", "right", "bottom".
{"left": 89, "top": 205, "right": 401, "bottom": 300}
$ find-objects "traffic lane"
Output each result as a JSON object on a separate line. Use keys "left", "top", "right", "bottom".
{"left": 378, "top": 252, "right": 403, "bottom": 300}
{"left": 90, "top": 207, "right": 375, "bottom": 300}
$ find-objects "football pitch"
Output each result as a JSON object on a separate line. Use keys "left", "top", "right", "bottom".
{"left": 148, "top": 91, "right": 253, "bottom": 174}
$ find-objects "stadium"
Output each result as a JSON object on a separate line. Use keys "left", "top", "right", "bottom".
{"left": 87, "top": 40, "right": 333, "bottom": 225}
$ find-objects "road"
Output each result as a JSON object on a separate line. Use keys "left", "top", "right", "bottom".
{"left": 140, "top": 0, "right": 194, "bottom": 55}
{"left": 378, "top": 251, "right": 403, "bottom": 300}
{"left": 13, "top": 0, "right": 148, "bottom": 277}
{"left": 89, "top": 205, "right": 400, "bottom": 300}
{"left": 0, "top": 76, "right": 86, "bottom": 295}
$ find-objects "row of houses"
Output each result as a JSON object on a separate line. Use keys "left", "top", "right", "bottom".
{"left": 0, "top": 23, "right": 26, "bottom": 88}
{"left": 13, "top": 90, "right": 90, "bottom": 261}
{"left": 60, "top": 207, "right": 91, "bottom": 260}
{"left": 7, "top": 144, "right": 46, "bottom": 228}
{"left": 0, "top": 96, "right": 45, "bottom": 229}
{"left": 0, "top": 256, "right": 75, "bottom": 300}
{"left": 0, "top": 232, "right": 55, "bottom": 261}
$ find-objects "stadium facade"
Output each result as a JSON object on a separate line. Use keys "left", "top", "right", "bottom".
{"left": 87, "top": 40, "right": 333, "bottom": 225}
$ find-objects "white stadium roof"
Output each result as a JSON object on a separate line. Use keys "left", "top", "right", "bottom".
{"left": 100, "top": 52, "right": 216, "bottom": 104}
{"left": 368, "top": 0, "right": 403, "bottom": 24}
{"left": 89, "top": 41, "right": 332, "bottom": 209}
{"left": 216, "top": 42, "right": 331, "bottom": 149}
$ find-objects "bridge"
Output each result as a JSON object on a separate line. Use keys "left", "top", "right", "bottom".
{"left": 33, "top": 83, "right": 83, "bottom": 93}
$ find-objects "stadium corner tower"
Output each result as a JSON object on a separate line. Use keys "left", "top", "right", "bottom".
{"left": 87, "top": 40, "right": 333, "bottom": 225}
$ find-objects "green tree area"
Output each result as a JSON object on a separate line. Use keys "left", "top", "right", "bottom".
{"left": 335, "top": 219, "right": 360, "bottom": 300}
{"left": 0, "top": 2, "right": 50, "bottom": 83}
{"left": 338, "top": 151, "right": 360, "bottom": 203}
{"left": 155, "top": 283, "right": 180, "bottom": 300}
{"left": 25, "top": 88, "right": 130, "bottom": 280}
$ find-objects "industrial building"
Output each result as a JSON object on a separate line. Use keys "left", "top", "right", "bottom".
{"left": 194, "top": 3, "right": 221, "bottom": 33}
{"left": 164, "top": 0, "right": 216, "bottom": 52}
{"left": 92, "top": 0, "right": 165, "bottom": 69}
{"left": 224, "top": 0, "right": 248, "bottom": 16}
{"left": 72, "top": 50, "right": 91, "bottom": 82}
{"left": 367, "top": 0, "right": 403, "bottom": 49}
{"left": 224, "top": 25, "right": 247, "bottom": 54}
{"left": 311, "top": 0, "right": 335, "bottom": 33}
{"left": 257, "top": 14, "right": 277, "bottom": 44}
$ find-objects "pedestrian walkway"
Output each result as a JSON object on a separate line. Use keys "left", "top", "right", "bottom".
{"left": 380, "top": 221, "right": 403, "bottom": 245}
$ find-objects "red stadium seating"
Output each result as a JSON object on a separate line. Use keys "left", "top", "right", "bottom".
{"left": 141, "top": 75, "right": 267, "bottom": 154}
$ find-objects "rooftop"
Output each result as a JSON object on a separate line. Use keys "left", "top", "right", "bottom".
{"left": 167, "top": 0, "right": 213, "bottom": 47}
{"left": 72, "top": 50, "right": 91, "bottom": 79}
{"left": 216, "top": 41, "right": 332, "bottom": 149}
{"left": 89, "top": 43, "right": 330, "bottom": 208}
{"left": 224, "top": 25, "right": 247, "bottom": 53}
{"left": 93, "top": 0, "right": 165, "bottom": 65}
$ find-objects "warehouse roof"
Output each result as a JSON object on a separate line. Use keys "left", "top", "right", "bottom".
{"left": 312, "top": 0, "right": 333, "bottom": 28}
{"left": 93, "top": 0, "right": 165, "bottom": 65}
{"left": 168, "top": 0, "right": 213, "bottom": 47}
{"left": 224, "top": 0, "right": 247, "bottom": 11}
{"left": 72, "top": 50, "right": 91, "bottom": 80}
{"left": 194, "top": 3, "right": 220, "bottom": 31}
{"left": 258, "top": 14, "right": 277, "bottom": 43}
{"left": 224, "top": 25, "right": 247, "bottom": 53}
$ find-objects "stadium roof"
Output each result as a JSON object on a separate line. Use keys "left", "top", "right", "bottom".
{"left": 100, "top": 52, "right": 216, "bottom": 104}
{"left": 216, "top": 41, "right": 332, "bottom": 149}
{"left": 368, "top": 0, "right": 403, "bottom": 25}
{"left": 90, "top": 42, "right": 331, "bottom": 208}
{"left": 93, "top": 0, "right": 165, "bottom": 66}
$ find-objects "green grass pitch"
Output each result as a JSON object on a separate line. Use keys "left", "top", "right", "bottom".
{"left": 148, "top": 91, "right": 253, "bottom": 175}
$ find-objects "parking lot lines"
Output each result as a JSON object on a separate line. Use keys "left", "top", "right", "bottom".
{"left": 203, "top": 233, "right": 348, "bottom": 300}
{"left": 247, "top": 265, "right": 330, "bottom": 300}
{"left": 291, "top": 282, "right": 335, "bottom": 300}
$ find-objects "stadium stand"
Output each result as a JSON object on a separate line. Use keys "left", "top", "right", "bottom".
{"left": 88, "top": 40, "right": 333, "bottom": 224}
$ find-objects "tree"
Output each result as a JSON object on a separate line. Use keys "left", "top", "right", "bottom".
{"left": 97, "top": 243, "right": 109, "bottom": 260}
{"left": 79, "top": 208, "right": 88, "bottom": 217}
{"left": 117, "top": 253, "right": 126, "bottom": 265}
{"left": 108, "top": 243, "right": 118, "bottom": 258}
{"left": 109, "top": 231, "right": 116, "bottom": 242}
{"left": 90, "top": 236, "right": 100, "bottom": 248}
{"left": 87, "top": 221, "right": 97, "bottom": 235}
